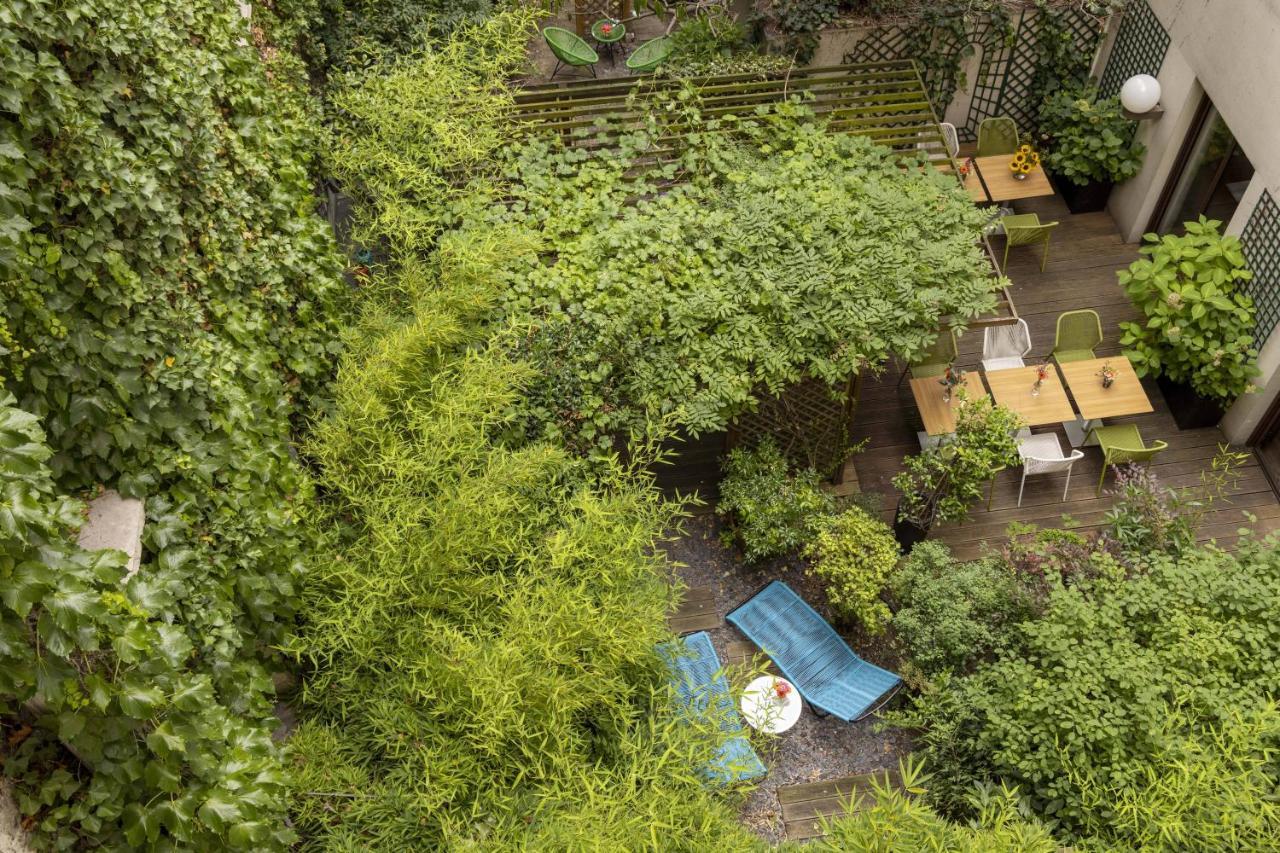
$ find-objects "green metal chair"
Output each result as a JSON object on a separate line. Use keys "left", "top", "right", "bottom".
{"left": 908, "top": 329, "right": 959, "bottom": 380}
{"left": 976, "top": 117, "right": 1019, "bottom": 157}
{"left": 544, "top": 27, "right": 599, "bottom": 79}
{"left": 1000, "top": 213, "right": 1059, "bottom": 272}
{"left": 626, "top": 36, "right": 674, "bottom": 74}
{"left": 1090, "top": 424, "right": 1168, "bottom": 495}
{"left": 1051, "top": 309, "right": 1103, "bottom": 364}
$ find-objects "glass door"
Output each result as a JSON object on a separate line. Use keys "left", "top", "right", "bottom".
{"left": 1150, "top": 95, "right": 1255, "bottom": 235}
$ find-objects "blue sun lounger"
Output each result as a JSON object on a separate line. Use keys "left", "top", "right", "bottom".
{"left": 725, "top": 581, "right": 900, "bottom": 722}
{"left": 658, "top": 631, "right": 766, "bottom": 785}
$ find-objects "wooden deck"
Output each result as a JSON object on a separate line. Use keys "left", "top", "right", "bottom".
{"left": 777, "top": 769, "right": 902, "bottom": 841}
{"left": 854, "top": 194, "right": 1280, "bottom": 559}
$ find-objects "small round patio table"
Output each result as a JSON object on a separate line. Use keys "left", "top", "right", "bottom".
{"left": 740, "top": 675, "right": 802, "bottom": 734}
{"left": 591, "top": 19, "right": 626, "bottom": 66}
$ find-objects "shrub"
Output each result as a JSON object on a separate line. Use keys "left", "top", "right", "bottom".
{"left": 1038, "top": 84, "right": 1145, "bottom": 186}
{"left": 896, "top": 539, "right": 1280, "bottom": 842}
{"left": 1117, "top": 217, "right": 1259, "bottom": 404}
{"left": 804, "top": 506, "right": 899, "bottom": 632}
{"left": 815, "top": 757, "right": 1057, "bottom": 852}
{"left": 889, "top": 542, "right": 1035, "bottom": 675}
{"left": 893, "top": 395, "right": 1022, "bottom": 530}
{"left": 999, "top": 525, "right": 1116, "bottom": 602}
{"left": 718, "top": 441, "right": 834, "bottom": 562}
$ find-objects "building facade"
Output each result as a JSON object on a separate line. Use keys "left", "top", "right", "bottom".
{"left": 1098, "top": 0, "right": 1280, "bottom": 478}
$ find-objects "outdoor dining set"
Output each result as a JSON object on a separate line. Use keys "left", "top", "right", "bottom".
{"left": 907, "top": 309, "right": 1164, "bottom": 503}
{"left": 542, "top": 22, "right": 672, "bottom": 78}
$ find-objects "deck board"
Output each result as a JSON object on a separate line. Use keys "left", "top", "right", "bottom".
{"left": 667, "top": 585, "right": 720, "bottom": 634}
{"left": 778, "top": 769, "right": 902, "bottom": 841}
{"left": 853, "top": 194, "right": 1279, "bottom": 557}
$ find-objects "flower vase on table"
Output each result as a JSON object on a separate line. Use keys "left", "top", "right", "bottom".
{"left": 1010, "top": 144, "right": 1041, "bottom": 182}
{"left": 938, "top": 365, "right": 964, "bottom": 404}
{"left": 1098, "top": 361, "right": 1117, "bottom": 389}
{"left": 1031, "top": 362, "right": 1050, "bottom": 397}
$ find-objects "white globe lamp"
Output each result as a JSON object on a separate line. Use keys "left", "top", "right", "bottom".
{"left": 1120, "top": 74, "right": 1161, "bottom": 114}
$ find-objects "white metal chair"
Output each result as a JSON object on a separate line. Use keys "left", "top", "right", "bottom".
{"left": 917, "top": 122, "right": 960, "bottom": 159}
{"left": 982, "top": 318, "right": 1032, "bottom": 372}
{"left": 1016, "top": 432, "right": 1084, "bottom": 507}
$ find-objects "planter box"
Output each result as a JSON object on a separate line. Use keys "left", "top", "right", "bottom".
{"left": 1052, "top": 175, "right": 1114, "bottom": 214}
{"left": 892, "top": 503, "right": 928, "bottom": 555}
{"left": 1156, "top": 375, "right": 1226, "bottom": 430}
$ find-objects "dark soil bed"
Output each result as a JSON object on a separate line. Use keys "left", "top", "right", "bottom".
{"left": 662, "top": 513, "right": 912, "bottom": 845}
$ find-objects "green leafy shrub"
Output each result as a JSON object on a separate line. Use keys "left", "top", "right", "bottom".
{"left": 660, "top": 8, "right": 795, "bottom": 78}
{"left": 896, "top": 539, "right": 1280, "bottom": 842}
{"left": 1038, "top": 84, "right": 1145, "bottom": 185}
{"left": 306, "top": 0, "right": 495, "bottom": 76}
{"left": 889, "top": 542, "right": 1034, "bottom": 675}
{"left": 1117, "top": 217, "right": 1259, "bottom": 404}
{"left": 804, "top": 505, "right": 899, "bottom": 632}
{"left": 893, "top": 396, "right": 1022, "bottom": 530}
{"left": 717, "top": 441, "right": 835, "bottom": 562}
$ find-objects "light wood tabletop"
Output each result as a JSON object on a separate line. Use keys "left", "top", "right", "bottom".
{"left": 935, "top": 161, "right": 989, "bottom": 203}
{"left": 985, "top": 364, "right": 1076, "bottom": 426}
{"left": 1057, "top": 357, "right": 1154, "bottom": 421}
{"left": 974, "top": 155, "right": 1054, "bottom": 202}
{"left": 910, "top": 372, "right": 989, "bottom": 436}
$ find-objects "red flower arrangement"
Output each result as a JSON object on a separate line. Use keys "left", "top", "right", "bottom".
{"left": 773, "top": 679, "right": 792, "bottom": 701}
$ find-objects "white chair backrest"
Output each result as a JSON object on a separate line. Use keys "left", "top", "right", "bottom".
{"left": 1022, "top": 449, "right": 1083, "bottom": 476}
{"left": 940, "top": 122, "right": 959, "bottom": 158}
{"left": 983, "top": 319, "right": 1031, "bottom": 361}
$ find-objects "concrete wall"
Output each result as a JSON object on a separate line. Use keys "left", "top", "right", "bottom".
{"left": 1104, "top": 0, "right": 1280, "bottom": 442}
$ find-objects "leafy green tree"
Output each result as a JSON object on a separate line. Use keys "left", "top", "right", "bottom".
{"left": 285, "top": 251, "right": 758, "bottom": 849}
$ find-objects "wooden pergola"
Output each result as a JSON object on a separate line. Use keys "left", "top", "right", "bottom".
{"left": 510, "top": 60, "right": 1017, "bottom": 327}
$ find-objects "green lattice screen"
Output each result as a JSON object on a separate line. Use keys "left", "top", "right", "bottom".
{"left": 964, "top": 9, "right": 1103, "bottom": 142}
{"left": 1098, "top": 0, "right": 1170, "bottom": 98}
{"left": 1242, "top": 190, "right": 1280, "bottom": 343}
{"left": 842, "top": 26, "right": 959, "bottom": 113}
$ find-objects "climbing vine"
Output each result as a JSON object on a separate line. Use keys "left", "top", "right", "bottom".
{"left": 1, "top": 0, "right": 347, "bottom": 846}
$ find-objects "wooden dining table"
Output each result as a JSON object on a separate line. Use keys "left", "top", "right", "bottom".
{"left": 984, "top": 364, "right": 1076, "bottom": 427}
{"left": 1056, "top": 356, "right": 1154, "bottom": 445}
{"left": 909, "top": 372, "right": 989, "bottom": 436}
{"left": 971, "top": 155, "right": 1055, "bottom": 204}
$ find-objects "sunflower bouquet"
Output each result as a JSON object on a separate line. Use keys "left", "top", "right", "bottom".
{"left": 1009, "top": 144, "right": 1041, "bottom": 181}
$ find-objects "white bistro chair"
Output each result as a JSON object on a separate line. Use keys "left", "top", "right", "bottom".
{"left": 917, "top": 121, "right": 960, "bottom": 159}
{"left": 1016, "top": 432, "right": 1084, "bottom": 507}
{"left": 982, "top": 319, "right": 1032, "bottom": 372}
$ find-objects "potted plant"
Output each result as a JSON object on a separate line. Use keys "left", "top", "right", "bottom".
{"left": 1117, "top": 216, "right": 1259, "bottom": 429}
{"left": 891, "top": 394, "right": 1022, "bottom": 553}
{"left": 1038, "top": 84, "right": 1145, "bottom": 214}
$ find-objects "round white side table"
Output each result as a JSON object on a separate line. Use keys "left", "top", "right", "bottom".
{"left": 740, "top": 675, "right": 802, "bottom": 734}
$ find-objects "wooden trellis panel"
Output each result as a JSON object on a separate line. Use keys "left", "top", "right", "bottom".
{"left": 729, "top": 376, "right": 860, "bottom": 479}
{"left": 511, "top": 61, "right": 952, "bottom": 166}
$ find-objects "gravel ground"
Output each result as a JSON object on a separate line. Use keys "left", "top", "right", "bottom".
{"left": 662, "top": 513, "right": 912, "bottom": 845}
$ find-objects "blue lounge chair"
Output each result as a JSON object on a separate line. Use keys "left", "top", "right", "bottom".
{"left": 658, "top": 631, "right": 766, "bottom": 785}
{"left": 725, "top": 581, "right": 900, "bottom": 722}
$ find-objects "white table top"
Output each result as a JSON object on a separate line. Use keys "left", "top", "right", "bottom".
{"left": 740, "top": 676, "right": 803, "bottom": 734}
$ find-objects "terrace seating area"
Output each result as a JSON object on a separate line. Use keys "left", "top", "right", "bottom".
{"left": 855, "top": 192, "right": 1280, "bottom": 560}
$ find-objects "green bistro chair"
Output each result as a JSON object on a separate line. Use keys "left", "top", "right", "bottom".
{"left": 543, "top": 27, "right": 599, "bottom": 79}
{"left": 976, "top": 116, "right": 1019, "bottom": 157}
{"left": 626, "top": 36, "right": 674, "bottom": 74}
{"left": 1051, "top": 309, "right": 1103, "bottom": 365}
{"left": 1001, "top": 213, "right": 1059, "bottom": 272}
{"left": 1091, "top": 424, "right": 1168, "bottom": 495}
{"left": 908, "top": 328, "right": 959, "bottom": 380}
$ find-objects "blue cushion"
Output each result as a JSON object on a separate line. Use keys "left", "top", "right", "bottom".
{"left": 658, "top": 631, "right": 766, "bottom": 784}
{"left": 725, "top": 581, "right": 900, "bottom": 722}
